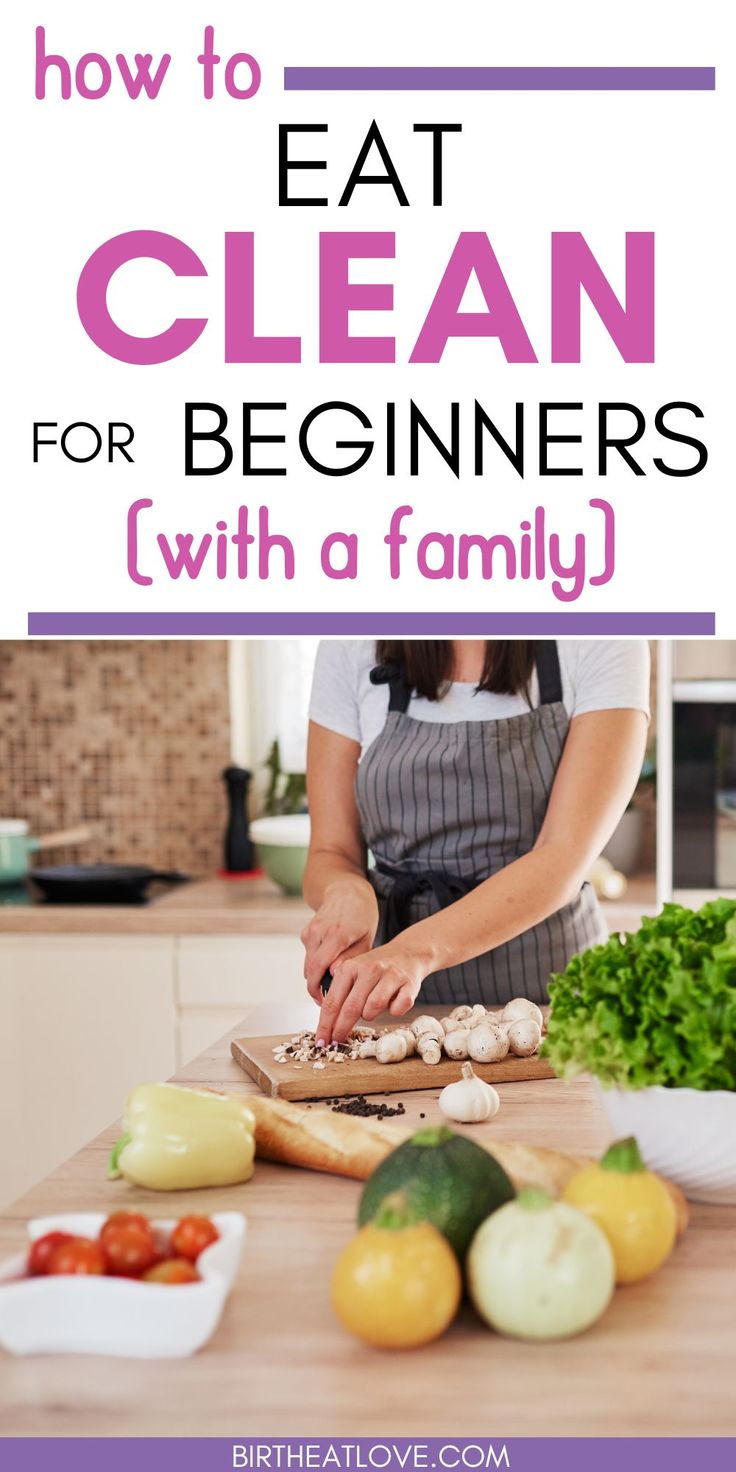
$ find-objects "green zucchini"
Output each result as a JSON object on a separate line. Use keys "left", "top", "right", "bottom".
{"left": 358, "top": 1124, "right": 515, "bottom": 1258}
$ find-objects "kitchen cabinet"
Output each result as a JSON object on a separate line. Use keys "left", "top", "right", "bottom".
{"left": 175, "top": 934, "right": 305, "bottom": 1066}
{"left": 0, "top": 927, "right": 307, "bottom": 1205}
{"left": 0, "top": 936, "right": 175, "bottom": 1209}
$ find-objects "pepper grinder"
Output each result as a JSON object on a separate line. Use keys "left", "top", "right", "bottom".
{"left": 222, "top": 766, "right": 256, "bottom": 873}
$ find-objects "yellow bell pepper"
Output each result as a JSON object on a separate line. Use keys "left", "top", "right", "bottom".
{"left": 563, "top": 1135, "right": 676, "bottom": 1284}
{"left": 108, "top": 1083, "right": 255, "bottom": 1191}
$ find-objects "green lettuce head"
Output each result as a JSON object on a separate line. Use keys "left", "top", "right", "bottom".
{"left": 542, "top": 899, "right": 736, "bottom": 1092}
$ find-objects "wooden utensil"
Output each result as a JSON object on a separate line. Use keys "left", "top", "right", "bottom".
{"left": 33, "top": 826, "right": 93, "bottom": 851}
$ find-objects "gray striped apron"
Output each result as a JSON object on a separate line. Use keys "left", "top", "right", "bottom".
{"left": 354, "top": 642, "right": 607, "bottom": 1006}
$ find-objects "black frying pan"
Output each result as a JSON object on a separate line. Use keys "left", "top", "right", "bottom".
{"left": 29, "top": 864, "right": 189, "bottom": 905}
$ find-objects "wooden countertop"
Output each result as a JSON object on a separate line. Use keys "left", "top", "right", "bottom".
{"left": 0, "top": 875, "right": 656, "bottom": 937}
{"left": 0, "top": 875, "right": 310, "bottom": 936}
{"left": 1, "top": 998, "right": 733, "bottom": 1438}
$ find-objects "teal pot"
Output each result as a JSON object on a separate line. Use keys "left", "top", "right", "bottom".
{"left": 250, "top": 814, "right": 310, "bottom": 896}
{"left": 0, "top": 820, "right": 92, "bottom": 887}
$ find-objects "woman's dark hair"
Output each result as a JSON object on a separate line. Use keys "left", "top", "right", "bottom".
{"left": 375, "top": 641, "right": 536, "bottom": 701}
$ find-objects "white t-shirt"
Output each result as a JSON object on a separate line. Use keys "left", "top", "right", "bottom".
{"left": 309, "top": 640, "right": 651, "bottom": 751}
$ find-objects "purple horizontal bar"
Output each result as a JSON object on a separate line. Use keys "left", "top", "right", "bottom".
{"left": 284, "top": 66, "right": 715, "bottom": 91}
{"left": 3, "top": 1439, "right": 736, "bottom": 1472}
{"left": 28, "top": 611, "right": 715, "bottom": 636}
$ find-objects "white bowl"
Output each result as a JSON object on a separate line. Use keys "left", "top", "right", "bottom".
{"left": 594, "top": 1083, "right": 736, "bottom": 1204}
{"left": 250, "top": 814, "right": 310, "bottom": 846}
{"left": 0, "top": 1212, "right": 245, "bottom": 1357}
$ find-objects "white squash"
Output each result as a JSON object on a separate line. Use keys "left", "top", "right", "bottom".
{"left": 467, "top": 1190, "right": 615, "bottom": 1340}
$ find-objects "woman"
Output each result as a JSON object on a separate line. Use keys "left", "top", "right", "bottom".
{"left": 302, "top": 639, "right": 649, "bottom": 1043}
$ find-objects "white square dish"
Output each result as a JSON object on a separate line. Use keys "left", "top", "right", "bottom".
{"left": 0, "top": 1212, "right": 246, "bottom": 1357}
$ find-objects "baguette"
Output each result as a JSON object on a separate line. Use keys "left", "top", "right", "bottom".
{"left": 247, "top": 1094, "right": 405, "bottom": 1181}
{"left": 248, "top": 1094, "right": 587, "bottom": 1195}
{"left": 247, "top": 1094, "right": 689, "bottom": 1235}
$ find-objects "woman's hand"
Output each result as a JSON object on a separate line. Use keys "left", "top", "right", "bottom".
{"left": 301, "top": 878, "right": 379, "bottom": 1003}
{"left": 316, "top": 941, "right": 431, "bottom": 1044}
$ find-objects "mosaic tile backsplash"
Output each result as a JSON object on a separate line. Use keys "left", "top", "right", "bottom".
{"left": 0, "top": 642, "right": 231, "bottom": 874}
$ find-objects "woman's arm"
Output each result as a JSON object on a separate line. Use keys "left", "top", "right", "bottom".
{"left": 301, "top": 721, "right": 379, "bottom": 1002}
{"left": 316, "top": 707, "right": 648, "bottom": 1041}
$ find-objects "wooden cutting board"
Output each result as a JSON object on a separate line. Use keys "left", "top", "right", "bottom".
{"left": 231, "top": 1012, "right": 554, "bottom": 1100}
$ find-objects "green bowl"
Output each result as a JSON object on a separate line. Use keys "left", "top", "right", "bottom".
{"left": 250, "top": 815, "right": 310, "bottom": 897}
{"left": 255, "top": 843, "right": 308, "bottom": 896}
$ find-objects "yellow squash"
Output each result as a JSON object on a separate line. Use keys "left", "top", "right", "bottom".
{"left": 332, "top": 1191, "right": 462, "bottom": 1349}
{"left": 563, "top": 1135, "right": 677, "bottom": 1284}
{"left": 108, "top": 1082, "right": 255, "bottom": 1190}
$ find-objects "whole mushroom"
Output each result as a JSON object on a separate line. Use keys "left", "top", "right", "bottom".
{"left": 449, "top": 1005, "right": 474, "bottom": 1024}
{"left": 392, "top": 1026, "right": 417, "bottom": 1056}
{"left": 411, "top": 1015, "right": 445, "bottom": 1042}
{"left": 502, "top": 997, "right": 544, "bottom": 1029}
{"left": 468, "top": 1005, "right": 489, "bottom": 1027}
{"left": 416, "top": 1035, "right": 442, "bottom": 1065}
{"left": 443, "top": 1028, "right": 471, "bottom": 1060}
{"left": 375, "top": 1032, "right": 408, "bottom": 1064}
{"left": 507, "top": 1018, "right": 542, "bottom": 1057}
{"left": 468, "top": 1024, "right": 510, "bottom": 1064}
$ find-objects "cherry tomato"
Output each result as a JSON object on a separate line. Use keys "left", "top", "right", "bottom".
{"left": 100, "top": 1211, "right": 153, "bottom": 1245}
{"left": 170, "top": 1215, "right": 219, "bottom": 1262}
{"left": 143, "top": 1258, "right": 200, "bottom": 1285}
{"left": 28, "top": 1231, "right": 75, "bottom": 1277}
{"left": 101, "top": 1223, "right": 157, "bottom": 1278}
{"left": 48, "top": 1237, "right": 107, "bottom": 1276}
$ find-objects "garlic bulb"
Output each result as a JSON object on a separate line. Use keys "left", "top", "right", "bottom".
{"left": 439, "top": 1062, "right": 501, "bottom": 1123}
{"left": 502, "top": 997, "right": 544, "bottom": 1029}
{"left": 468, "top": 1023, "right": 510, "bottom": 1063}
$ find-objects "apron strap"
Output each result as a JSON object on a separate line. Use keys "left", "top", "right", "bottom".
{"left": 369, "top": 661, "right": 412, "bottom": 713}
{"left": 374, "top": 860, "right": 475, "bottom": 940}
{"left": 535, "top": 641, "right": 563, "bottom": 706}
